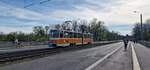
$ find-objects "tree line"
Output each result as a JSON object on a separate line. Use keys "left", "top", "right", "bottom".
{"left": 132, "top": 19, "right": 150, "bottom": 41}
{"left": 0, "top": 18, "right": 123, "bottom": 42}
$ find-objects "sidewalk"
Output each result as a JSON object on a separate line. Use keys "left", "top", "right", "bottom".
{"left": 0, "top": 45, "right": 48, "bottom": 54}
{"left": 134, "top": 43, "right": 150, "bottom": 70}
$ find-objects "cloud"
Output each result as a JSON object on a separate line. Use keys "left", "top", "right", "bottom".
{"left": 0, "top": 2, "right": 42, "bottom": 21}
{"left": 46, "top": 0, "right": 150, "bottom": 35}
{"left": 0, "top": 1, "right": 63, "bottom": 33}
{"left": 0, "top": 26, "right": 33, "bottom": 34}
{"left": 0, "top": 0, "right": 150, "bottom": 35}
{"left": 0, "top": 1, "right": 63, "bottom": 22}
{"left": 44, "top": 0, "right": 124, "bottom": 23}
{"left": 107, "top": 24, "right": 134, "bottom": 35}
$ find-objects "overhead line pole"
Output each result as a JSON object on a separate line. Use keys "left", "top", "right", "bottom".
{"left": 133, "top": 11, "right": 143, "bottom": 40}
{"left": 140, "top": 14, "right": 143, "bottom": 40}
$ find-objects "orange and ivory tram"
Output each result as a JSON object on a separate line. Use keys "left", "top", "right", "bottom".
{"left": 48, "top": 29, "right": 93, "bottom": 48}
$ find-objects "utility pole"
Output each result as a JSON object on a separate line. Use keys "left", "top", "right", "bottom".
{"left": 133, "top": 11, "right": 143, "bottom": 40}
{"left": 140, "top": 14, "right": 143, "bottom": 40}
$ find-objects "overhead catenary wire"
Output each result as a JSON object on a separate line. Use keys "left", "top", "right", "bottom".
{"left": 40, "top": 0, "right": 51, "bottom": 4}
{"left": 24, "top": 3, "right": 35, "bottom": 8}
{"left": 24, "top": 0, "right": 51, "bottom": 8}
{"left": 0, "top": 0, "right": 52, "bottom": 9}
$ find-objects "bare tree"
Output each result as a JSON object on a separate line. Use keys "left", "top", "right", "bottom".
{"left": 61, "top": 21, "right": 72, "bottom": 31}
{"left": 55, "top": 24, "right": 61, "bottom": 30}
{"left": 45, "top": 26, "right": 49, "bottom": 34}
{"left": 72, "top": 20, "right": 78, "bottom": 32}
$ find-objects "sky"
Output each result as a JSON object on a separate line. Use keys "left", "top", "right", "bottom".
{"left": 0, "top": 0, "right": 150, "bottom": 35}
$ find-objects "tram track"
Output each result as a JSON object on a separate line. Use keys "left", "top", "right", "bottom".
{"left": 0, "top": 41, "right": 119, "bottom": 64}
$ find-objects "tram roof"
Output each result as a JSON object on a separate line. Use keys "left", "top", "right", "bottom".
{"left": 50, "top": 29, "right": 92, "bottom": 35}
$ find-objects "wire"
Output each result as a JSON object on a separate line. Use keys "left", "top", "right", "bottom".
{"left": 40, "top": 0, "right": 51, "bottom": 4}
{"left": 24, "top": 3, "right": 35, "bottom": 8}
{"left": 24, "top": 0, "right": 51, "bottom": 8}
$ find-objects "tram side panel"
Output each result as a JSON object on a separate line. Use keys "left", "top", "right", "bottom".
{"left": 48, "top": 38, "right": 92, "bottom": 47}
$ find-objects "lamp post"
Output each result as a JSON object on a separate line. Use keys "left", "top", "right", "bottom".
{"left": 133, "top": 11, "right": 143, "bottom": 40}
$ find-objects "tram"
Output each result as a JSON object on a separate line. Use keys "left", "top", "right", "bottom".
{"left": 48, "top": 29, "right": 93, "bottom": 48}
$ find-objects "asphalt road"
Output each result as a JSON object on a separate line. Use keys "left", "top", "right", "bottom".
{"left": 134, "top": 43, "right": 150, "bottom": 70}
{"left": 92, "top": 43, "right": 132, "bottom": 70}
{"left": 0, "top": 42, "right": 132, "bottom": 70}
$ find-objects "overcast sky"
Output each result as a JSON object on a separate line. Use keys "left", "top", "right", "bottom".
{"left": 0, "top": 0, "right": 150, "bottom": 35}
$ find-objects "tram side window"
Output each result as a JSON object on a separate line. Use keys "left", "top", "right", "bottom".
{"left": 89, "top": 34, "right": 91, "bottom": 38}
{"left": 85, "top": 34, "right": 89, "bottom": 38}
{"left": 50, "top": 30, "right": 60, "bottom": 38}
{"left": 74, "top": 33, "right": 77, "bottom": 38}
{"left": 76, "top": 33, "right": 80, "bottom": 38}
{"left": 60, "top": 33, "right": 64, "bottom": 38}
{"left": 72, "top": 33, "right": 77, "bottom": 38}
{"left": 87, "top": 34, "right": 91, "bottom": 38}
{"left": 70, "top": 32, "right": 74, "bottom": 38}
{"left": 85, "top": 34, "right": 87, "bottom": 38}
{"left": 67, "top": 32, "right": 71, "bottom": 38}
{"left": 87, "top": 34, "right": 90, "bottom": 38}
{"left": 86, "top": 34, "right": 88, "bottom": 38}
{"left": 83, "top": 34, "right": 86, "bottom": 38}
{"left": 66, "top": 32, "right": 74, "bottom": 38}
{"left": 64, "top": 32, "right": 69, "bottom": 38}
{"left": 78, "top": 33, "right": 82, "bottom": 38}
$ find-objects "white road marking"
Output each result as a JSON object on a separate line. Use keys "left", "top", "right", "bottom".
{"left": 131, "top": 43, "right": 141, "bottom": 70}
{"left": 85, "top": 46, "right": 121, "bottom": 70}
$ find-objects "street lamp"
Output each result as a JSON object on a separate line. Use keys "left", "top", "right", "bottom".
{"left": 133, "top": 11, "right": 143, "bottom": 40}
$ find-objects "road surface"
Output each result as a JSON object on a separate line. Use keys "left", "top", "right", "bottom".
{"left": 3, "top": 42, "right": 150, "bottom": 70}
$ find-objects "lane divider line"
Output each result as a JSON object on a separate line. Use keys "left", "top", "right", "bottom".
{"left": 85, "top": 46, "right": 122, "bottom": 70}
{"left": 131, "top": 43, "right": 141, "bottom": 70}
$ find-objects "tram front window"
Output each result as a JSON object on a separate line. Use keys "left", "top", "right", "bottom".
{"left": 50, "top": 30, "right": 60, "bottom": 38}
